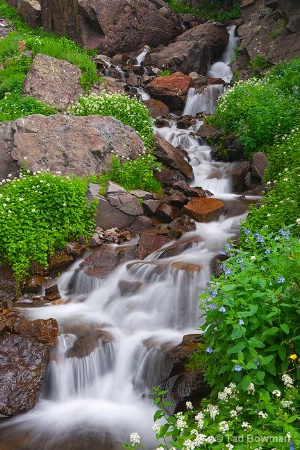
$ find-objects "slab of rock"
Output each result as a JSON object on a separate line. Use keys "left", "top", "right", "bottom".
{"left": 154, "top": 202, "right": 180, "bottom": 223}
{"left": 136, "top": 232, "right": 172, "bottom": 259}
{"left": 145, "top": 22, "right": 228, "bottom": 75}
{"left": 18, "top": 0, "right": 41, "bottom": 29}
{"left": 0, "top": 266, "right": 17, "bottom": 308}
{"left": 251, "top": 151, "right": 268, "bottom": 180}
{"left": 23, "top": 54, "right": 84, "bottom": 110}
{"left": 0, "top": 334, "right": 49, "bottom": 416}
{"left": 181, "top": 198, "right": 225, "bottom": 222}
{"left": 39, "top": 0, "right": 181, "bottom": 55}
{"left": 154, "top": 133, "right": 194, "bottom": 180}
{"left": 147, "top": 72, "right": 193, "bottom": 112}
{"left": 10, "top": 114, "right": 145, "bottom": 177}
{"left": 227, "top": 161, "right": 251, "bottom": 193}
{"left": 144, "top": 98, "right": 170, "bottom": 118}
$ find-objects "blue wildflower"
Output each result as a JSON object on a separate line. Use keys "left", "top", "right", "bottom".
{"left": 254, "top": 358, "right": 259, "bottom": 366}
{"left": 219, "top": 249, "right": 227, "bottom": 255}
{"left": 238, "top": 319, "right": 244, "bottom": 325}
{"left": 243, "top": 228, "right": 250, "bottom": 235}
{"left": 260, "top": 266, "right": 265, "bottom": 271}
{"left": 219, "top": 306, "right": 226, "bottom": 313}
{"left": 211, "top": 289, "right": 218, "bottom": 298}
{"left": 290, "top": 442, "right": 295, "bottom": 450}
{"left": 234, "top": 364, "right": 243, "bottom": 372}
{"left": 206, "top": 347, "right": 213, "bottom": 354}
{"left": 209, "top": 303, "right": 217, "bottom": 310}
{"left": 265, "top": 249, "right": 270, "bottom": 254}
{"left": 225, "top": 243, "right": 231, "bottom": 249}
{"left": 225, "top": 268, "right": 233, "bottom": 278}
{"left": 276, "top": 277, "right": 285, "bottom": 284}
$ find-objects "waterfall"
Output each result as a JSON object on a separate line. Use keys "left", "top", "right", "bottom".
{"left": 0, "top": 25, "right": 253, "bottom": 450}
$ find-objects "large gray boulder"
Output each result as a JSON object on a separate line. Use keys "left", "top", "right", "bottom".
{"left": 7, "top": 114, "right": 145, "bottom": 177}
{"left": 38, "top": 0, "right": 182, "bottom": 55}
{"left": 23, "top": 54, "right": 84, "bottom": 111}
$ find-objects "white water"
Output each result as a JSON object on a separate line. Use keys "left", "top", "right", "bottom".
{"left": 135, "top": 47, "right": 148, "bottom": 66}
{"left": 207, "top": 25, "right": 239, "bottom": 83}
{"left": 0, "top": 26, "right": 252, "bottom": 450}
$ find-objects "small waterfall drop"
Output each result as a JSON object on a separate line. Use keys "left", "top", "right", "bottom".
{"left": 207, "top": 25, "right": 239, "bottom": 83}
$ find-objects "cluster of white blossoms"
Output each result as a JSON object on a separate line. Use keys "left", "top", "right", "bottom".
{"left": 282, "top": 373, "right": 294, "bottom": 388}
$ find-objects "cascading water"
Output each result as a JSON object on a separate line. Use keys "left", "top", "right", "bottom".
{"left": 183, "top": 25, "right": 239, "bottom": 116}
{"left": 0, "top": 25, "right": 255, "bottom": 450}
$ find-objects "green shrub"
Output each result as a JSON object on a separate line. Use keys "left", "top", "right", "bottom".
{"left": 244, "top": 167, "right": 300, "bottom": 237}
{"left": 0, "top": 54, "right": 33, "bottom": 99}
{"left": 98, "top": 152, "right": 162, "bottom": 194}
{"left": 0, "top": 170, "right": 97, "bottom": 281}
{"left": 163, "top": 0, "right": 241, "bottom": 20}
{"left": 189, "top": 227, "right": 300, "bottom": 394}
{"left": 0, "top": 92, "right": 57, "bottom": 121}
{"left": 68, "top": 93, "right": 154, "bottom": 149}
{"left": 124, "top": 384, "right": 300, "bottom": 449}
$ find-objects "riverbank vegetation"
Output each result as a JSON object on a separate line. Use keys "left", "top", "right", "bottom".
{"left": 164, "top": 0, "right": 241, "bottom": 21}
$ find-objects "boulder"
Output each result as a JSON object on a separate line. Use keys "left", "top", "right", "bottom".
{"left": 39, "top": 0, "right": 182, "bottom": 54}
{"left": 251, "top": 151, "right": 269, "bottom": 181}
{"left": 143, "top": 98, "right": 170, "bottom": 118}
{"left": 23, "top": 54, "right": 84, "bottom": 110}
{"left": 154, "top": 133, "right": 194, "bottom": 180}
{"left": 9, "top": 115, "right": 145, "bottom": 178}
{"left": 80, "top": 243, "right": 137, "bottom": 278}
{"left": 154, "top": 202, "right": 180, "bottom": 223}
{"left": 145, "top": 22, "right": 229, "bottom": 75}
{"left": 18, "top": 0, "right": 41, "bottom": 29}
{"left": 146, "top": 72, "right": 193, "bottom": 112}
{"left": 227, "top": 161, "right": 251, "bottom": 193}
{"left": 181, "top": 198, "right": 225, "bottom": 222}
{"left": 0, "top": 266, "right": 17, "bottom": 308}
{"left": 136, "top": 232, "right": 172, "bottom": 260}
{"left": 0, "top": 334, "right": 49, "bottom": 416}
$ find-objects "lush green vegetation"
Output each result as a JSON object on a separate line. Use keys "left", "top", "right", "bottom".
{"left": 97, "top": 152, "right": 162, "bottom": 194}
{"left": 0, "top": 0, "right": 99, "bottom": 121}
{"left": 164, "top": 0, "right": 241, "bottom": 21}
{"left": 206, "top": 57, "right": 300, "bottom": 159}
{"left": 0, "top": 169, "right": 97, "bottom": 282}
{"left": 67, "top": 93, "right": 155, "bottom": 149}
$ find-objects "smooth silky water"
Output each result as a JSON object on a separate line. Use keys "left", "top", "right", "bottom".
{"left": 0, "top": 26, "right": 256, "bottom": 450}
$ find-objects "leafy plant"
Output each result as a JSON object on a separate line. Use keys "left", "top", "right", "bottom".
{"left": 188, "top": 227, "right": 300, "bottom": 394}
{"left": 0, "top": 92, "right": 57, "bottom": 121}
{"left": 124, "top": 382, "right": 300, "bottom": 449}
{"left": 0, "top": 169, "right": 97, "bottom": 281}
{"left": 163, "top": 0, "right": 241, "bottom": 21}
{"left": 160, "top": 69, "right": 171, "bottom": 77}
{"left": 98, "top": 151, "right": 162, "bottom": 194}
{"left": 67, "top": 93, "right": 155, "bottom": 149}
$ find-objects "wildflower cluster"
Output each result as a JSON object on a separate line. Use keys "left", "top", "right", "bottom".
{"left": 0, "top": 169, "right": 97, "bottom": 281}
{"left": 125, "top": 384, "right": 300, "bottom": 449}
{"left": 67, "top": 93, "right": 154, "bottom": 149}
{"left": 189, "top": 227, "right": 300, "bottom": 393}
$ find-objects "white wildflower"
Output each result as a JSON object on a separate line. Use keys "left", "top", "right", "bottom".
{"left": 241, "top": 422, "right": 250, "bottom": 429}
{"left": 258, "top": 411, "right": 268, "bottom": 419}
{"left": 272, "top": 389, "right": 281, "bottom": 397}
{"left": 247, "top": 382, "right": 255, "bottom": 394}
{"left": 130, "top": 432, "right": 140, "bottom": 444}
{"left": 282, "top": 373, "right": 294, "bottom": 388}
{"left": 152, "top": 424, "right": 161, "bottom": 433}
{"left": 219, "top": 420, "right": 229, "bottom": 433}
{"left": 186, "top": 401, "right": 193, "bottom": 410}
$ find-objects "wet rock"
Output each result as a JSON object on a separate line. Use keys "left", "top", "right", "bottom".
{"left": 65, "top": 241, "right": 86, "bottom": 257}
{"left": 136, "top": 232, "right": 172, "bottom": 259}
{"left": 15, "top": 318, "right": 58, "bottom": 345}
{"left": 46, "top": 251, "right": 74, "bottom": 276}
{"left": 227, "top": 161, "right": 251, "bottom": 193}
{"left": 146, "top": 72, "right": 193, "bottom": 112}
{"left": 80, "top": 244, "right": 137, "bottom": 278}
{"left": 167, "top": 215, "right": 197, "bottom": 237}
{"left": 172, "top": 181, "right": 206, "bottom": 197}
{"left": 25, "top": 274, "right": 45, "bottom": 293}
{"left": 10, "top": 115, "right": 145, "bottom": 177}
{"left": 128, "top": 215, "right": 154, "bottom": 233}
{"left": 65, "top": 333, "right": 99, "bottom": 358}
{"left": 154, "top": 202, "right": 180, "bottom": 223}
{"left": 144, "top": 98, "right": 170, "bottom": 118}
{"left": 23, "top": 54, "right": 84, "bottom": 110}
{"left": 154, "top": 133, "right": 194, "bottom": 180}
{"left": 0, "top": 334, "right": 49, "bottom": 416}
{"left": 154, "top": 167, "right": 186, "bottom": 187}
{"left": 162, "top": 189, "right": 188, "bottom": 208}
{"left": 171, "top": 261, "right": 202, "bottom": 272}
{"left": 118, "top": 279, "right": 143, "bottom": 296}
{"left": 158, "top": 236, "right": 203, "bottom": 259}
{"left": 142, "top": 199, "right": 161, "bottom": 216}
{"left": 44, "top": 284, "right": 61, "bottom": 302}
{"left": 196, "top": 123, "right": 222, "bottom": 142}
{"left": 181, "top": 197, "right": 225, "bottom": 222}
{"left": 0, "top": 265, "right": 17, "bottom": 306}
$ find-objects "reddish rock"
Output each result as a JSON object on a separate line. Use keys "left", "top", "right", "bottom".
{"left": 154, "top": 167, "right": 186, "bottom": 186}
{"left": 0, "top": 265, "right": 17, "bottom": 306}
{"left": 16, "top": 318, "right": 58, "bottom": 345}
{"left": 158, "top": 236, "right": 203, "bottom": 259}
{"left": 182, "top": 198, "right": 225, "bottom": 222}
{"left": 167, "top": 215, "right": 196, "bottom": 238}
{"left": 147, "top": 72, "right": 193, "bottom": 111}
{"left": 136, "top": 232, "right": 172, "bottom": 260}
{"left": 47, "top": 251, "right": 74, "bottom": 276}
{"left": 144, "top": 98, "right": 170, "bottom": 118}
{"left": 25, "top": 274, "right": 46, "bottom": 293}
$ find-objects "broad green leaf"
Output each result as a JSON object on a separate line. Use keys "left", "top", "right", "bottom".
{"left": 278, "top": 345, "right": 286, "bottom": 361}
{"left": 227, "top": 342, "right": 246, "bottom": 354}
{"left": 248, "top": 337, "right": 265, "bottom": 348}
{"left": 262, "top": 327, "right": 280, "bottom": 336}
{"left": 242, "top": 374, "right": 252, "bottom": 390}
{"left": 256, "top": 370, "right": 265, "bottom": 381}
{"left": 231, "top": 325, "right": 246, "bottom": 340}
{"left": 280, "top": 323, "right": 289, "bottom": 334}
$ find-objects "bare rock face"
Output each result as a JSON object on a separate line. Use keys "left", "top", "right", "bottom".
{"left": 10, "top": 114, "right": 145, "bottom": 177}
{"left": 18, "top": 0, "right": 41, "bottom": 28}
{"left": 23, "top": 54, "right": 84, "bottom": 110}
{"left": 145, "top": 22, "right": 229, "bottom": 75}
{"left": 144, "top": 98, "right": 170, "bottom": 118}
{"left": 235, "top": 0, "right": 300, "bottom": 77}
{"left": 39, "top": 0, "right": 182, "bottom": 55}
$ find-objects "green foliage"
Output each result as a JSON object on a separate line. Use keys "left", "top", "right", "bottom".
{"left": 0, "top": 92, "right": 57, "bottom": 121}
{"left": 248, "top": 55, "right": 272, "bottom": 76}
{"left": 98, "top": 152, "right": 162, "bottom": 194}
{"left": 0, "top": 170, "right": 97, "bottom": 281}
{"left": 160, "top": 69, "right": 171, "bottom": 77}
{"left": 188, "top": 227, "right": 300, "bottom": 394}
{"left": 244, "top": 167, "right": 300, "bottom": 237}
{"left": 0, "top": 0, "right": 99, "bottom": 92}
{"left": 163, "top": 0, "right": 241, "bottom": 21}
{"left": 0, "top": 54, "right": 33, "bottom": 99}
{"left": 125, "top": 384, "right": 300, "bottom": 449}
{"left": 68, "top": 93, "right": 154, "bottom": 149}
